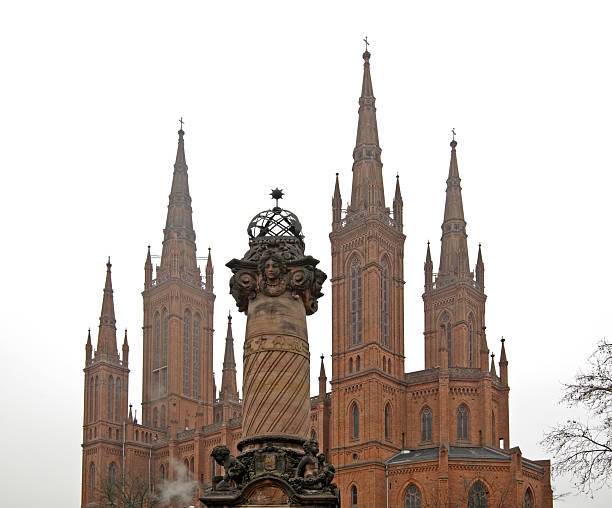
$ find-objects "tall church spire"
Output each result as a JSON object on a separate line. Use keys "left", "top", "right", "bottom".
{"left": 349, "top": 49, "right": 386, "bottom": 214}
{"left": 95, "top": 258, "right": 119, "bottom": 361}
{"left": 160, "top": 127, "right": 198, "bottom": 276}
{"left": 438, "top": 137, "right": 470, "bottom": 282}
{"left": 219, "top": 312, "right": 238, "bottom": 402}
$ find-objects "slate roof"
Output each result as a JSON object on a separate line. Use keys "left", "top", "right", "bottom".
{"left": 386, "top": 446, "right": 512, "bottom": 465}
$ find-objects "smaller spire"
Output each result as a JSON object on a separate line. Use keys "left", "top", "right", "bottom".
{"left": 424, "top": 242, "right": 433, "bottom": 291}
{"left": 219, "top": 311, "right": 238, "bottom": 402}
{"left": 128, "top": 404, "right": 133, "bottom": 423}
{"left": 393, "top": 173, "right": 403, "bottom": 232}
{"left": 144, "top": 245, "right": 153, "bottom": 288}
{"left": 499, "top": 337, "right": 508, "bottom": 385}
{"left": 122, "top": 329, "right": 129, "bottom": 365}
{"left": 490, "top": 352, "right": 497, "bottom": 376}
{"left": 318, "top": 354, "right": 327, "bottom": 399}
{"left": 332, "top": 173, "right": 342, "bottom": 229}
{"left": 85, "top": 329, "right": 92, "bottom": 363}
{"left": 205, "top": 247, "right": 214, "bottom": 291}
{"left": 476, "top": 243, "right": 485, "bottom": 291}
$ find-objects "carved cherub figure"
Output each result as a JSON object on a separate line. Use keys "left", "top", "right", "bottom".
{"left": 295, "top": 439, "right": 320, "bottom": 479}
{"left": 211, "top": 445, "right": 246, "bottom": 491}
{"left": 317, "top": 452, "right": 335, "bottom": 488}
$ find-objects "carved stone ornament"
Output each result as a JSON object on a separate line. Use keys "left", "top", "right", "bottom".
{"left": 227, "top": 249, "right": 326, "bottom": 315}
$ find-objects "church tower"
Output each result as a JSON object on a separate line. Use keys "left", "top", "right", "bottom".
{"left": 82, "top": 259, "right": 130, "bottom": 506}
{"left": 329, "top": 49, "right": 405, "bottom": 508}
{"left": 417, "top": 136, "right": 510, "bottom": 451}
{"left": 141, "top": 127, "right": 215, "bottom": 432}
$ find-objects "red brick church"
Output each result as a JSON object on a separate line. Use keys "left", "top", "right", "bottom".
{"left": 81, "top": 50, "right": 553, "bottom": 508}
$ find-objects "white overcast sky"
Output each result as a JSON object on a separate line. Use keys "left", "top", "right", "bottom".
{"left": 1, "top": 1, "right": 611, "bottom": 506}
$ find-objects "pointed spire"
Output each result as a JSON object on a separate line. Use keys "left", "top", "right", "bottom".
{"left": 128, "top": 404, "right": 133, "bottom": 423}
{"left": 349, "top": 48, "right": 386, "bottom": 214}
{"left": 499, "top": 337, "right": 508, "bottom": 385}
{"left": 122, "top": 329, "right": 129, "bottom": 365}
{"left": 332, "top": 173, "right": 342, "bottom": 229}
{"left": 160, "top": 126, "right": 198, "bottom": 278}
{"left": 95, "top": 258, "right": 118, "bottom": 360}
{"left": 438, "top": 135, "right": 470, "bottom": 282}
{"left": 144, "top": 245, "right": 153, "bottom": 288}
{"left": 476, "top": 243, "right": 485, "bottom": 291}
{"left": 424, "top": 242, "right": 433, "bottom": 291}
{"left": 393, "top": 173, "right": 403, "bottom": 231}
{"left": 318, "top": 355, "right": 327, "bottom": 399}
{"left": 205, "top": 247, "right": 214, "bottom": 291}
{"left": 219, "top": 312, "right": 239, "bottom": 402}
{"left": 85, "top": 328, "right": 92, "bottom": 363}
{"left": 490, "top": 352, "right": 497, "bottom": 376}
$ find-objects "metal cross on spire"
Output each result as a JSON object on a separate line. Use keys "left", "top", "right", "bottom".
{"left": 179, "top": 116, "right": 185, "bottom": 131}
{"left": 452, "top": 128, "right": 456, "bottom": 141}
{"left": 363, "top": 36, "right": 370, "bottom": 51}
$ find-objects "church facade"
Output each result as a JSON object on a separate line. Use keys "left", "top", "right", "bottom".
{"left": 81, "top": 50, "right": 553, "bottom": 508}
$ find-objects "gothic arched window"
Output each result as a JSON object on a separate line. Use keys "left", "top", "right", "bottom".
{"left": 161, "top": 405, "right": 166, "bottom": 428}
{"left": 351, "top": 403, "right": 359, "bottom": 439}
{"left": 184, "top": 458, "right": 190, "bottom": 479}
{"left": 153, "top": 407, "right": 159, "bottom": 428}
{"left": 154, "top": 311, "right": 160, "bottom": 369}
{"left": 153, "top": 311, "right": 161, "bottom": 397}
{"left": 468, "top": 480, "right": 489, "bottom": 508}
{"left": 162, "top": 307, "right": 168, "bottom": 395}
{"left": 89, "top": 376, "right": 94, "bottom": 423}
{"left": 440, "top": 313, "right": 451, "bottom": 367}
{"left": 183, "top": 309, "right": 191, "bottom": 395}
{"left": 160, "top": 464, "right": 165, "bottom": 481}
{"left": 381, "top": 257, "right": 390, "bottom": 347}
{"left": 421, "top": 406, "right": 432, "bottom": 442}
{"left": 356, "top": 355, "right": 361, "bottom": 371}
{"left": 524, "top": 487, "right": 534, "bottom": 508}
{"left": 382, "top": 357, "right": 387, "bottom": 372}
{"left": 193, "top": 313, "right": 201, "bottom": 399}
{"left": 350, "top": 485, "right": 358, "bottom": 506}
{"left": 108, "top": 376, "right": 114, "bottom": 421}
{"left": 457, "top": 405, "right": 469, "bottom": 440}
{"left": 89, "top": 463, "right": 95, "bottom": 500}
{"left": 94, "top": 376, "right": 99, "bottom": 421}
{"left": 492, "top": 411, "right": 496, "bottom": 446}
{"left": 384, "top": 403, "right": 391, "bottom": 440}
{"left": 109, "top": 462, "right": 117, "bottom": 485}
{"left": 405, "top": 484, "right": 422, "bottom": 508}
{"left": 349, "top": 257, "right": 363, "bottom": 345}
{"left": 468, "top": 314, "right": 474, "bottom": 368}
{"left": 115, "top": 378, "right": 121, "bottom": 422}
{"left": 349, "top": 358, "right": 353, "bottom": 373}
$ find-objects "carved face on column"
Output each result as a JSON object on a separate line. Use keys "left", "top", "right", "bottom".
{"left": 258, "top": 253, "right": 287, "bottom": 296}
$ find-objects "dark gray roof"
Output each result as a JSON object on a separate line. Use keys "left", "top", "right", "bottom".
{"left": 386, "top": 446, "right": 511, "bottom": 465}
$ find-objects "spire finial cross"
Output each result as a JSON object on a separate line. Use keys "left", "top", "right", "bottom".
{"left": 452, "top": 128, "right": 456, "bottom": 141}
{"left": 363, "top": 36, "right": 370, "bottom": 52}
{"left": 179, "top": 117, "right": 185, "bottom": 131}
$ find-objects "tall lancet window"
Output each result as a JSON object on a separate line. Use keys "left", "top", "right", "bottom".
{"left": 457, "top": 404, "right": 469, "bottom": 440}
{"left": 108, "top": 376, "right": 114, "bottom": 421}
{"left": 161, "top": 308, "right": 168, "bottom": 395}
{"left": 193, "top": 313, "right": 201, "bottom": 399}
{"left": 183, "top": 309, "right": 191, "bottom": 396}
{"left": 350, "top": 257, "right": 363, "bottom": 345}
{"left": 153, "top": 311, "right": 161, "bottom": 398}
{"left": 380, "top": 257, "right": 390, "bottom": 347}
{"left": 440, "top": 313, "right": 452, "bottom": 367}
{"left": 468, "top": 314, "right": 474, "bottom": 368}
{"left": 115, "top": 378, "right": 121, "bottom": 422}
{"left": 89, "top": 377, "right": 94, "bottom": 423}
{"left": 94, "top": 376, "right": 99, "bottom": 421}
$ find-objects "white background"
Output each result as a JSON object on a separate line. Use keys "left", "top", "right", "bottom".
{"left": 1, "top": 1, "right": 610, "bottom": 506}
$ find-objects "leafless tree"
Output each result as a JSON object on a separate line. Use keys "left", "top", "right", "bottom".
{"left": 95, "top": 470, "right": 158, "bottom": 508}
{"left": 541, "top": 338, "right": 612, "bottom": 494}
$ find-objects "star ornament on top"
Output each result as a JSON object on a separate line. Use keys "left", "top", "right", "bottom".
{"left": 270, "top": 188, "right": 284, "bottom": 207}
